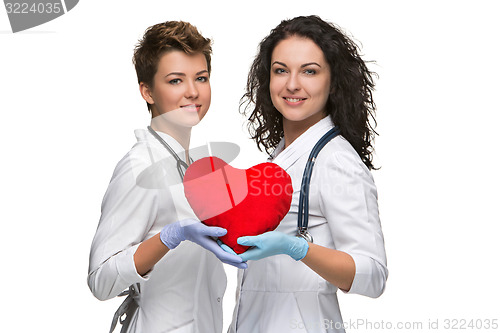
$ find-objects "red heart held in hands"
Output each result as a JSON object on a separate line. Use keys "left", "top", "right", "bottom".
{"left": 183, "top": 157, "right": 293, "bottom": 254}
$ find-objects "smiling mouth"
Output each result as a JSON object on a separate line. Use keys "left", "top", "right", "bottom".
{"left": 181, "top": 104, "right": 201, "bottom": 111}
{"left": 284, "top": 97, "right": 306, "bottom": 103}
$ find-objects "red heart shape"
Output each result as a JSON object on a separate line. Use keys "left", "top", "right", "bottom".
{"left": 183, "top": 157, "right": 292, "bottom": 254}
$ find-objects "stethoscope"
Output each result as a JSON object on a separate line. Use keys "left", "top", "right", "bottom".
{"left": 147, "top": 126, "right": 192, "bottom": 181}
{"left": 296, "top": 125, "right": 341, "bottom": 243}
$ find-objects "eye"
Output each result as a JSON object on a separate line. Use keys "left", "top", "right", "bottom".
{"left": 274, "top": 68, "right": 287, "bottom": 74}
{"left": 197, "top": 76, "right": 209, "bottom": 82}
{"left": 304, "top": 69, "right": 316, "bottom": 75}
{"left": 169, "top": 78, "right": 182, "bottom": 85}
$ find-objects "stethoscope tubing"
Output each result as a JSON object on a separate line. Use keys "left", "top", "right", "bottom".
{"left": 147, "top": 126, "right": 192, "bottom": 181}
{"left": 297, "top": 126, "right": 341, "bottom": 241}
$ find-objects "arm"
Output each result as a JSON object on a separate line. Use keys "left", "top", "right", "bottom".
{"left": 88, "top": 154, "right": 158, "bottom": 301}
{"left": 137, "top": 219, "right": 247, "bottom": 276}
{"left": 237, "top": 233, "right": 355, "bottom": 291}
{"left": 89, "top": 155, "right": 246, "bottom": 300}
{"left": 134, "top": 233, "right": 169, "bottom": 276}
{"left": 300, "top": 244, "right": 355, "bottom": 292}
{"left": 238, "top": 146, "right": 387, "bottom": 297}
{"left": 318, "top": 148, "right": 388, "bottom": 297}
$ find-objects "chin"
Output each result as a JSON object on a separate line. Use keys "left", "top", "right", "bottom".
{"left": 280, "top": 112, "right": 310, "bottom": 123}
{"left": 183, "top": 119, "right": 202, "bottom": 128}
{"left": 180, "top": 113, "right": 203, "bottom": 126}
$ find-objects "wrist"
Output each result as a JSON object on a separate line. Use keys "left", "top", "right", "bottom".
{"left": 289, "top": 236, "right": 309, "bottom": 261}
{"left": 160, "top": 222, "right": 184, "bottom": 249}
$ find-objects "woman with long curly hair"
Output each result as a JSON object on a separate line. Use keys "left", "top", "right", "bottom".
{"left": 229, "top": 16, "right": 388, "bottom": 332}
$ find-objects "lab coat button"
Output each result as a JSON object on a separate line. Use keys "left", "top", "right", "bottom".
{"left": 217, "top": 297, "right": 221, "bottom": 302}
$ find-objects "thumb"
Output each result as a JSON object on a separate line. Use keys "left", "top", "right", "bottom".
{"left": 238, "top": 247, "right": 262, "bottom": 262}
{"left": 237, "top": 236, "right": 258, "bottom": 246}
{"left": 205, "top": 226, "right": 227, "bottom": 237}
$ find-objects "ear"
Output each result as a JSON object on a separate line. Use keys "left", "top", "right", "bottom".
{"left": 139, "top": 82, "right": 155, "bottom": 105}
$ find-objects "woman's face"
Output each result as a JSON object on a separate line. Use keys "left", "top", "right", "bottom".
{"left": 141, "top": 50, "right": 211, "bottom": 128}
{"left": 270, "top": 36, "right": 331, "bottom": 127}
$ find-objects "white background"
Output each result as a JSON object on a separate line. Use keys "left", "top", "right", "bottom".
{"left": 1, "top": 1, "right": 499, "bottom": 332}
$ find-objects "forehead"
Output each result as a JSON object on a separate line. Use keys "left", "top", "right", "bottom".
{"left": 156, "top": 50, "right": 207, "bottom": 74}
{"left": 271, "top": 36, "right": 326, "bottom": 65}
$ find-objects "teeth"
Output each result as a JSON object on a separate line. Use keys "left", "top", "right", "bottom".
{"left": 286, "top": 98, "right": 303, "bottom": 103}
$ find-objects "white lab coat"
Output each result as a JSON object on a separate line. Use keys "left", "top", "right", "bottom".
{"left": 88, "top": 129, "right": 226, "bottom": 333}
{"left": 229, "top": 117, "right": 388, "bottom": 333}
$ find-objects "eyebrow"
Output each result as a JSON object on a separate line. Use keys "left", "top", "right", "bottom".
{"left": 165, "top": 70, "right": 209, "bottom": 78}
{"left": 271, "top": 61, "right": 322, "bottom": 68}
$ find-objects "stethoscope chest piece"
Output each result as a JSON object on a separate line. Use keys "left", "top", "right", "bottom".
{"left": 296, "top": 229, "right": 314, "bottom": 243}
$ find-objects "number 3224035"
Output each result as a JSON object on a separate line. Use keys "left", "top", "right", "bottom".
{"left": 444, "top": 319, "right": 498, "bottom": 330}
{"left": 5, "top": 2, "right": 62, "bottom": 14}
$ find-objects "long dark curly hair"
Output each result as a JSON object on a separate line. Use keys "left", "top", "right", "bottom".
{"left": 241, "top": 15, "right": 378, "bottom": 169}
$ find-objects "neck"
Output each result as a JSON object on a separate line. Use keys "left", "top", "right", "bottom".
{"left": 282, "top": 114, "right": 328, "bottom": 148}
{"left": 150, "top": 117, "right": 191, "bottom": 153}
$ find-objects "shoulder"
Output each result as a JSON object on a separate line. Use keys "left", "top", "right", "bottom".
{"left": 111, "top": 142, "right": 157, "bottom": 179}
{"left": 315, "top": 136, "right": 379, "bottom": 207}
{"left": 315, "top": 135, "right": 373, "bottom": 180}
{"left": 106, "top": 129, "right": 175, "bottom": 189}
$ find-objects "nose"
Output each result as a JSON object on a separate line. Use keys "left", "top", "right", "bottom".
{"left": 286, "top": 72, "right": 301, "bottom": 92}
{"left": 185, "top": 79, "right": 199, "bottom": 99}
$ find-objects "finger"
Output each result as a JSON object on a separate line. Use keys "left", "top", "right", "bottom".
{"left": 237, "top": 236, "right": 259, "bottom": 246}
{"left": 214, "top": 248, "right": 243, "bottom": 263}
{"left": 227, "top": 261, "right": 248, "bottom": 269}
{"left": 204, "top": 226, "right": 227, "bottom": 237}
{"left": 217, "top": 240, "right": 237, "bottom": 255}
{"left": 217, "top": 251, "right": 248, "bottom": 268}
{"left": 238, "top": 248, "right": 264, "bottom": 262}
{"left": 221, "top": 244, "right": 237, "bottom": 255}
{"left": 202, "top": 237, "right": 228, "bottom": 254}
{"left": 203, "top": 238, "right": 245, "bottom": 264}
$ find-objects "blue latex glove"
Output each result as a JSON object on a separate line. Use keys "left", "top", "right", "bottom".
{"left": 237, "top": 231, "right": 309, "bottom": 262}
{"left": 160, "top": 219, "right": 247, "bottom": 269}
{"left": 217, "top": 239, "right": 238, "bottom": 255}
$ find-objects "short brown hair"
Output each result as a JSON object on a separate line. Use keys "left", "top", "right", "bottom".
{"left": 133, "top": 21, "right": 212, "bottom": 112}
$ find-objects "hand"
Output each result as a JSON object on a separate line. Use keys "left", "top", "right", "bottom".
{"left": 160, "top": 219, "right": 247, "bottom": 269}
{"left": 237, "top": 231, "right": 309, "bottom": 262}
{"left": 217, "top": 239, "right": 238, "bottom": 255}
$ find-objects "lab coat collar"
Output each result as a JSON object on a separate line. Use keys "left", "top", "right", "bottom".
{"left": 134, "top": 128, "right": 188, "bottom": 163}
{"left": 270, "top": 116, "right": 334, "bottom": 170}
